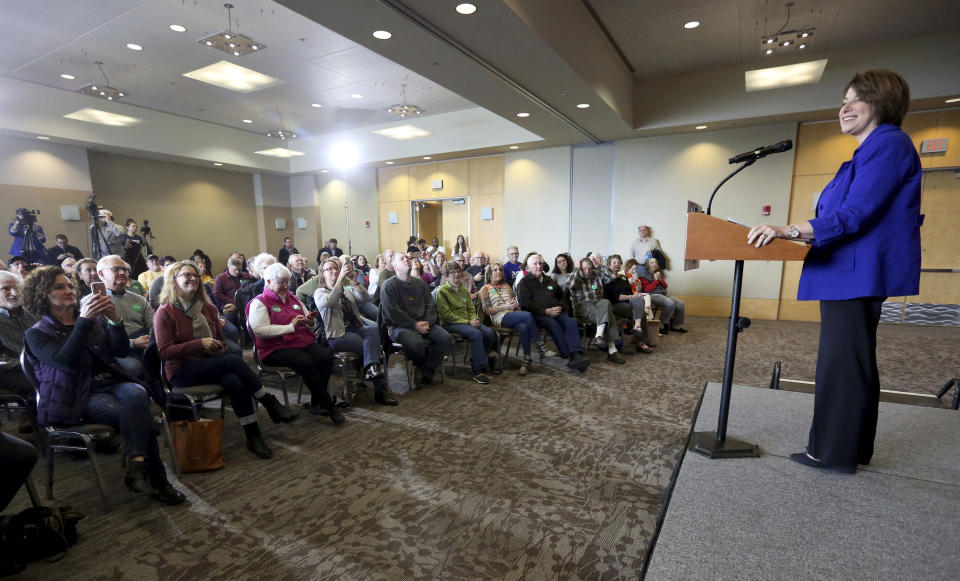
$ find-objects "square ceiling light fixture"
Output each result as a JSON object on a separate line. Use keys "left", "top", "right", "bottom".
{"left": 199, "top": 3, "right": 266, "bottom": 57}
{"left": 745, "top": 59, "right": 828, "bottom": 92}
{"left": 64, "top": 108, "right": 141, "bottom": 127}
{"left": 182, "top": 60, "right": 281, "bottom": 93}
{"left": 373, "top": 125, "right": 431, "bottom": 140}
{"left": 254, "top": 147, "right": 304, "bottom": 158}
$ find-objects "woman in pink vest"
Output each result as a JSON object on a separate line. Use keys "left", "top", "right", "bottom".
{"left": 247, "top": 263, "right": 342, "bottom": 424}
{"left": 155, "top": 261, "right": 298, "bottom": 460}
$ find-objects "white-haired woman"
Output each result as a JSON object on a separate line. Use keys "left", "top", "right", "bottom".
{"left": 315, "top": 259, "right": 397, "bottom": 406}
{"left": 248, "top": 263, "right": 342, "bottom": 423}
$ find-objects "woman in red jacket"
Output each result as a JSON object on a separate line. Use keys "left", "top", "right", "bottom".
{"left": 638, "top": 258, "right": 687, "bottom": 334}
{"left": 153, "top": 261, "right": 297, "bottom": 459}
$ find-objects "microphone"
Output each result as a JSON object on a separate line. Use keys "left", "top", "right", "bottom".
{"left": 728, "top": 140, "right": 793, "bottom": 164}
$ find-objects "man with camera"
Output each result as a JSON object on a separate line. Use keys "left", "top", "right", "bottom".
{"left": 90, "top": 209, "right": 125, "bottom": 260}
{"left": 8, "top": 208, "right": 47, "bottom": 264}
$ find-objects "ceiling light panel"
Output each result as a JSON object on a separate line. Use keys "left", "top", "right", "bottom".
{"left": 255, "top": 148, "right": 304, "bottom": 158}
{"left": 373, "top": 125, "right": 431, "bottom": 140}
{"left": 64, "top": 108, "right": 141, "bottom": 127}
{"left": 745, "top": 59, "right": 828, "bottom": 92}
{"left": 182, "top": 60, "right": 282, "bottom": 93}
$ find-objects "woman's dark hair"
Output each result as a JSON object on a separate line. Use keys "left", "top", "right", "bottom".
{"left": 845, "top": 69, "right": 910, "bottom": 127}
{"left": 553, "top": 253, "right": 573, "bottom": 274}
{"left": 21, "top": 266, "right": 65, "bottom": 317}
{"left": 192, "top": 252, "right": 212, "bottom": 275}
{"left": 126, "top": 218, "right": 136, "bottom": 227}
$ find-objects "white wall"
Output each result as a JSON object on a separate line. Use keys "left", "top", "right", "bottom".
{"left": 317, "top": 166, "right": 379, "bottom": 261}
{"left": 571, "top": 143, "right": 614, "bottom": 257}
{"left": 504, "top": 146, "right": 572, "bottom": 264}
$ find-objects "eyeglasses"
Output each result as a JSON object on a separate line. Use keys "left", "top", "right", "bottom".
{"left": 177, "top": 273, "right": 199, "bottom": 280}
{"left": 322, "top": 267, "right": 339, "bottom": 273}
{"left": 107, "top": 266, "right": 130, "bottom": 274}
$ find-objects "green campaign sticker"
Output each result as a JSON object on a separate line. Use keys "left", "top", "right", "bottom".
{"left": 131, "top": 303, "right": 143, "bottom": 311}
{"left": 292, "top": 304, "right": 301, "bottom": 310}
{"left": 462, "top": 297, "right": 468, "bottom": 302}
{"left": 271, "top": 305, "right": 282, "bottom": 312}
{"left": 591, "top": 283, "right": 597, "bottom": 290}
{"left": 547, "top": 285, "right": 554, "bottom": 290}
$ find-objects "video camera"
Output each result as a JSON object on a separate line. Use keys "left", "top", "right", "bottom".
{"left": 85, "top": 195, "right": 101, "bottom": 220}
{"left": 15, "top": 208, "right": 39, "bottom": 225}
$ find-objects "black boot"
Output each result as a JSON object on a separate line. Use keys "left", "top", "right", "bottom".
{"left": 124, "top": 459, "right": 158, "bottom": 495}
{"left": 147, "top": 464, "right": 186, "bottom": 506}
{"left": 243, "top": 422, "right": 273, "bottom": 459}
{"left": 365, "top": 362, "right": 384, "bottom": 380}
{"left": 374, "top": 380, "right": 398, "bottom": 406}
{"left": 259, "top": 393, "right": 299, "bottom": 424}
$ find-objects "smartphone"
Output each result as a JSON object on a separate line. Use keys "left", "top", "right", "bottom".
{"left": 91, "top": 281, "right": 107, "bottom": 296}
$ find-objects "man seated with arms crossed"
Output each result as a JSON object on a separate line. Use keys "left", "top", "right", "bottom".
{"left": 214, "top": 256, "right": 250, "bottom": 333}
{"left": 502, "top": 246, "right": 523, "bottom": 285}
{"left": 379, "top": 252, "right": 453, "bottom": 388}
{"left": 516, "top": 253, "right": 590, "bottom": 372}
{"left": 46, "top": 233, "right": 84, "bottom": 265}
{"left": 436, "top": 261, "right": 497, "bottom": 384}
{"left": 80, "top": 255, "right": 153, "bottom": 361}
{"left": 137, "top": 254, "right": 163, "bottom": 292}
{"left": 0, "top": 271, "right": 39, "bottom": 421}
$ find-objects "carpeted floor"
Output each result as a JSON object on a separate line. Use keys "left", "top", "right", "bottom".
{"left": 4, "top": 316, "right": 959, "bottom": 580}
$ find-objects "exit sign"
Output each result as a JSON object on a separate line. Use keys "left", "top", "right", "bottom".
{"left": 920, "top": 138, "right": 948, "bottom": 153}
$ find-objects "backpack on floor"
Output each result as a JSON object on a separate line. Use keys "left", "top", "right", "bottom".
{"left": 0, "top": 505, "right": 84, "bottom": 564}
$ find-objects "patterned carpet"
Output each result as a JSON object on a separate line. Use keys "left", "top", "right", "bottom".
{"left": 5, "top": 316, "right": 959, "bottom": 580}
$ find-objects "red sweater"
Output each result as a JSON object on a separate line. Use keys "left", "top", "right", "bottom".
{"left": 638, "top": 275, "right": 668, "bottom": 294}
{"left": 154, "top": 302, "right": 224, "bottom": 380}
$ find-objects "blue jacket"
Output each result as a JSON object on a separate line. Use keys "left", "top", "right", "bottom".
{"left": 798, "top": 124, "right": 922, "bottom": 300}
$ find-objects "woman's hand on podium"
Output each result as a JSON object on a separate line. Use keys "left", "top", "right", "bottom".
{"left": 747, "top": 224, "right": 786, "bottom": 247}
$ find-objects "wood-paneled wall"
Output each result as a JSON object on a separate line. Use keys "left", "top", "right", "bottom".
{"left": 780, "top": 109, "right": 960, "bottom": 322}
{"left": 377, "top": 156, "right": 504, "bottom": 256}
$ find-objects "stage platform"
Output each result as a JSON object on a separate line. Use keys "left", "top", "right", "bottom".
{"left": 644, "top": 382, "right": 960, "bottom": 580}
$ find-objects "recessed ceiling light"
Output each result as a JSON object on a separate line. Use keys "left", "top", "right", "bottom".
{"left": 509, "top": 145, "right": 519, "bottom": 149}
{"left": 182, "top": 60, "right": 282, "bottom": 93}
{"left": 242, "top": 119, "right": 253, "bottom": 124}
{"left": 64, "top": 108, "right": 141, "bottom": 127}
{"left": 798, "top": 44, "right": 807, "bottom": 49}
{"left": 320, "top": 169, "right": 329, "bottom": 173}
{"left": 213, "top": 162, "right": 223, "bottom": 166}
{"left": 311, "top": 103, "right": 322, "bottom": 108}
{"left": 456, "top": 4, "right": 477, "bottom": 15}
{"left": 745, "top": 59, "right": 829, "bottom": 92}
{"left": 576, "top": 103, "right": 590, "bottom": 109}
{"left": 423, "top": 156, "right": 432, "bottom": 160}
{"left": 696, "top": 125, "right": 708, "bottom": 130}
{"left": 516, "top": 112, "right": 530, "bottom": 118}
{"left": 126, "top": 43, "right": 143, "bottom": 51}
{"left": 765, "top": 48, "right": 774, "bottom": 55}
{"left": 169, "top": 24, "right": 186, "bottom": 32}
{"left": 946, "top": 98, "right": 960, "bottom": 103}
{"left": 351, "top": 93, "right": 363, "bottom": 99}
{"left": 60, "top": 73, "right": 75, "bottom": 80}
{"left": 36, "top": 136, "right": 50, "bottom": 140}
{"left": 385, "top": 161, "right": 394, "bottom": 165}
{"left": 684, "top": 21, "right": 700, "bottom": 29}
{"left": 373, "top": 30, "right": 392, "bottom": 40}
{"left": 373, "top": 125, "right": 431, "bottom": 140}
{"left": 254, "top": 148, "right": 305, "bottom": 158}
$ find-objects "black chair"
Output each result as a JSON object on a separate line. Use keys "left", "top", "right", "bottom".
{"left": 376, "top": 309, "right": 443, "bottom": 389}
{"left": 144, "top": 345, "right": 226, "bottom": 425}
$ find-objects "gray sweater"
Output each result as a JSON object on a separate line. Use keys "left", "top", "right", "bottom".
{"left": 314, "top": 283, "right": 370, "bottom": 340}
{"left": 379, "top": 275, "right": 437, "bottom": 333}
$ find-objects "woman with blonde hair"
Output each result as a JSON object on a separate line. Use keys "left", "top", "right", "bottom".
{"left": 479, "top": 262, "right": 541, "bottom": 375}
{"left": 154, "top": 260, "right": 297, "bottom": 459}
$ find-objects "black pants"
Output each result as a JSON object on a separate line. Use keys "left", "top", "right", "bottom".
{"left": 808, "top": 297, "right": 885, "bottom": 468}
{"left": 263, "top": 345, "right": 334, "bottom": 410}
{"left": 0, "top": 432, "right": 37, "bottom": 511}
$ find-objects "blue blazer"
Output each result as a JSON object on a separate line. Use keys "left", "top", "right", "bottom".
{"left": 798, "top": 124, "right": 922, "bottom": 301}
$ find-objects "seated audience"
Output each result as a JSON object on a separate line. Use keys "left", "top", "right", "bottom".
{"left": 352, "top": 254, "right": 370, "bottom": 288}
{"left": 22, "top": 266, "right": 184, "bottom": 504}
{"left": 466, "top": 251, "right": 485, "bottom": 278}
{"left": 371, "top": 249, "right": 397, "bottom": 305}
{"left": 569, "top": 256, "right": 625, "bottom": 364}
{"left": 1, "top": 432, "right": 38, "bottom": 514}
{"left": 235, "top": 253, "right": 274, "bottom": 316}
{"left": 72, "top": 257, "right": 99, "bottom": 297}
{"left": 277, "top": 237, "right": 298, "bottom": 267}
{"left": 314, "top": 259, "right": 396, "bottom": 406}
{"left": 147, "top": 256, "right": 178, "bottom": 309}
{"left": 551, "top": 253, "right": 575, "bottom": 290}
{"left": 192, "top": 251, "right": 214, "bottom": 285}
{"left": 516, "top": 254, "right": 590, "bottom": 371}
{"left": 287, "top": 254, "right": 313, "bottom": 291}
{"left": 448, "top": 253, "right": 478, "bottom": 298}
{"left": 379, "top": 252, "right": 453, "bottom": 387}
{"left": 405, "top": 236, "right": 419, "bottom": 253}
{"left": 80, "top": 255, "right": 153, "bottom": 358}
{"left": 622, "top": 258, "right": 654, "bottom": 318}
{"left": 638, "top": 258, "right": 687, "bottom": 333}
{"left": 155, "top": 261, "right": 297, "bottom": 459}
{"left": 410, "top": 258, "right": 436, "bottom": 289}
{"left": 0, "top": 271, "right": 39, "bottom": 418}
{"left": 138, "top": 254, "right": 164, "bottom": 291}
{"left": 60, "top": 257, "right": 77, "bottom": 275}
{"left": 367, "top": 253, "right": 387, "bottom": 296}
{"left": 604, "top": 255, "right": 654, "bottom": 353}
{"left": 8, "top": 257, "right": 30, "bottom": 278}
{"left": 248, "top": 264, "right": 342, "bottom": 422}
{"left": 213, "top": 256, "right": 250, "bottom": 328}
{"left": 453, "top": 234, "right": 469, "bottom": 256}
{"left": 479, "top": 262, "right": 540, "bottom": 376}
{"left": 437, "top": 262, "right": 497, "bottom": 384}
{"left": 46, "top": 234, "right": 84, "bottom": 265}
{"left": 503, "top": 246, "right": 522, "bottom": 284}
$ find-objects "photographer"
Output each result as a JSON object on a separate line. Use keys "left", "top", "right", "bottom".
{"left": 8, "top": 208, "right": 46, "bottom": 264}
{"left": 90, "top": 209, "right": 124, "bottom": 260}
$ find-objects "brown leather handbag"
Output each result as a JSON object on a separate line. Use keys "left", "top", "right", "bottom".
{"left": 170, "top": 418, "right": 227, "bottom": 473}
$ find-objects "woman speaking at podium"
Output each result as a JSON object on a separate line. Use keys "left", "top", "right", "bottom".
{"left": 747, "top": 69, "right": 922, "bottom": 474}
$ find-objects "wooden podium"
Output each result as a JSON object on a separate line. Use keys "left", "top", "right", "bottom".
{"left": 685, "top": 212, "right": 809, "bottom": 458}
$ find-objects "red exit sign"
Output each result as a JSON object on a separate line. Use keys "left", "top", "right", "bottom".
{"left": 920, "top": 138, "right": 948, "bottom": 153}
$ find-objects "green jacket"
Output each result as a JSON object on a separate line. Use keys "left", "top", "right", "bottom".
{"left": 436, "top": 282, "right": 475, "bottom": 325}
